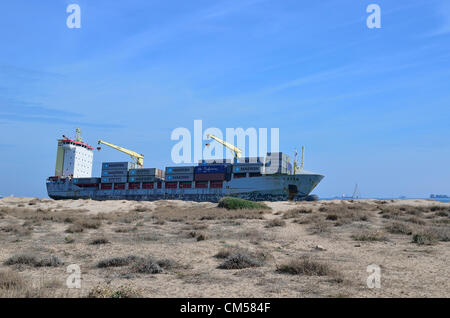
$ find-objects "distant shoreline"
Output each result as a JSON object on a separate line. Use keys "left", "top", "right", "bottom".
{"left": 321, "top": 197, "right": 450, "bottom": 203}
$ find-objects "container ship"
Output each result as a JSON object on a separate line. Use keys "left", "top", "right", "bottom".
{"left": 46, "top": 130, "right": 324, "bottom": 202}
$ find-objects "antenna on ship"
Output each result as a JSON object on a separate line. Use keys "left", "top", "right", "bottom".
{"left": 301, "top": 146, "right": 305, "bottom": 170}
{"left": 293, "top": 146, "right": 305, "bottom": 175}
{"left": 75, "top": 128, "right": 83, "bottom": 142}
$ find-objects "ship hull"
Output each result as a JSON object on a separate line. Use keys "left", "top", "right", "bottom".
{"left": 47, "top": 173, "right": 324, "bottom": 202}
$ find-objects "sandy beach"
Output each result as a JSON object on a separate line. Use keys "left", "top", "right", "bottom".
{"left": 0, "top": 197, "right": 448, "bottom": 298}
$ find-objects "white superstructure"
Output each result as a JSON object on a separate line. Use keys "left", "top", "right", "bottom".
{"left": 55, "top": 138, "right": 94, "bottom": 178}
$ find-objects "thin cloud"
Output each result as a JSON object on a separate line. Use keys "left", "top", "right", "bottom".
{"left": 0, "top": 101, "right": 123, "bottom": 128}
{"left": 430, "top": 2, "right": 450, "bottom": 36}
{"left": 263, "top": 65, "right": 352, "bottom": 94}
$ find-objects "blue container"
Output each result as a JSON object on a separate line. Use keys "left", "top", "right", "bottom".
{"left": 194, "top": 164, "right": 227, "bottom": 174}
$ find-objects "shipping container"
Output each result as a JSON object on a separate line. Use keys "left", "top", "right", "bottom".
{"left": 165, "top": 174, "right": 193, "bottom": 181}
{"left": 114, "top": 183, "right": 126, "bottom": 190}
{"left": 210, "top": 181, "right": 223, "bottom": 188}
{"left": 128, "top": 168, "right": 163, "bottom": 177}
{"left": 76, "top": 184, "right": 98, "bottom": 188}
{"left": 102, "top": 162, "right": 136, "bottom": 170}
{"left": 194, "top": 164, "right": 228, "bottom": 174}
{"left": 233, "top": 173, "right": 246, "bottom": 179}
{"left": 194, "top": 172, "right": 226, "bottom": 181}
{"left": 195, "top": 181, "right": 208, "bottom": 188}
{"left": 101, "top": 170, "right": 128, "bottom": 177}
{"left": 142, "top": 183, "right": 154, "bottom": 189}
{"left": 128, "top": 183, "right": 141, "bottom": 190}
{"left": 101, "top": 183, "right": 112, "bottom": 190}
{"left": 179, "top": 182, "right": 192, "bottom": 189}
{"left": 198, "top": 159, "right": 232, "bottom": 164}
{"left": 165, "top": 166, "right": 194, "bottom": 174}
{"left": 165, "top": 182, "right": 177, "bottom": 189}
{"left": 101, "top": 177, "right": 128, "bottom": 183}
{"left": 128, "top": 176, "right": 157, "bottom": 183}
{"left": 73, "top": 177, "right": 100, "bottom": 184}
{"left": 232, "top": 163, "right": 263, "bottom": 173}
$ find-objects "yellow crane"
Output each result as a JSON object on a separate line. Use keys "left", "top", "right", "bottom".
{"left": 206, "top": 134, "right": 242, "bottom": 161}
{"left": 293, "top": 146, "right": 305, "bottom": 174}
{"left": 97, "top": 140, "right": 144, "bottom": 167}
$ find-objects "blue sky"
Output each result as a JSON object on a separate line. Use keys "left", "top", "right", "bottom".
{"left": 0, "top": 0, "right": 449, "bottom": 198}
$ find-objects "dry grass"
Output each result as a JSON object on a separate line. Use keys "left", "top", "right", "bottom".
{"left": 4, "top": 254, "right": 63, "bottom": 267}
{"left": 153, "top": 206, "right": 267, "bottom": 222}
{"left": 215, "top": 246, "right": 250, "bottom": 259}
{"left": 289, "top": 203, "right": 373, "bottom": 235}
{"left": 76, "top": 218, "right": 101, "bottom": 229}
{"left": 319, "top": 203, "right": 371, "bottom": 225}
{"left": 65, "top": 224, "right": 84, "bottom": 233}
{"left": 0, "top": 270, "right": 59, "bottom": 298}
{"left": 0, "top": 206, "right": 88, "bottom": 225}
{"left": 277, "top": 257, "right": 344, "bottom": 283}
{"left": 218, "top": 197, "right": 271, "bottom": 210}
{"left": 308, "top": 218, "right": 331, "bottom": 234}
{"left": 351, "top": 231, "right": 388, "bottom": 242}
{"left": 0, "top": 270, "right": 26, "bottom": 290}
{"left": 385, "top": 221, "right": 414, "bottom": 235}
{"left": 217, "top": 253, "right": 263, "bottom": 270}
{"left": 89, "top": 236, "right": 110, "bottom": 245}
{"left": 114, "top": 226, "right": 137, "bottom": 233}
{"left": 88, "top": 284, "right": 142, "bottom": 298}
{"left": 96, "top": 254, "right": 180, "bottom": 275}
{"left": 216, "top": 246, "right": 269, "bottom": 270}
{"left": 265, "top": 218, "right": 286, "bottom": 228}
{"left": 196, "top": 233, "right": 208, "bottom": 241}
{"left": 282, "top": 208, "right": 312, "bottom": 219}
{"left": 130, "top": 258, "right": 163, "bottom": 274}
{"left": 96, "top": 255, "right": 141, "bottom": 268}
{"left": 0, "top": 198, "right": 448, "bottom": 297}
{"left": 0, "top": 224, "right": 31, "bottom": 236}
{"left": 410, "top": 226, "right": 450, "bottom": 245}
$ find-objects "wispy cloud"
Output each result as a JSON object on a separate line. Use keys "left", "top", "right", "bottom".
{"left": 430, "top": 2, "right": 450, "bottom": 36}
{"left": 202, "top": 0, "right": 266, "bottom": 20}
{"left": 0, "top": 100, "right": 123, "bottom": 128}
{"left": 59, "top": 0, "right": 267, "bottom": 72}
{"left": 263, "top": 65, "right": 351, "bottom": 94}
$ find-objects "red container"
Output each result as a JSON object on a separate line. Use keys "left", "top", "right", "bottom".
{"left": 129, "top": 183, "right": 141, "bottom": 190}
{"left": 101, "top": 183, "right": 112, "bottom": 190}
{"left": 157, "top": 182, "right": 162, "bottom": 189}
{"left": 142, "top": 183, "right": 154, "bottom": 189}
{"left": 114, "top": 183, "right": 126, "bottom": 190}
{"left": 165, "top": 182, "right": 177, "bottom": 189}
{"left": 194, "top": 172, "right": 225, "bottom": 181}
{"left": 210, "top": 181, "right": 223, "bottom": 188}
{"left": 77, "top": 184, "right": 98, "bottom": 188}
{"left": 195, "top": 181, "right": 208, "bottom": 188}
{"left": 180, "top": 182, "right": 192, "bottom": 189}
